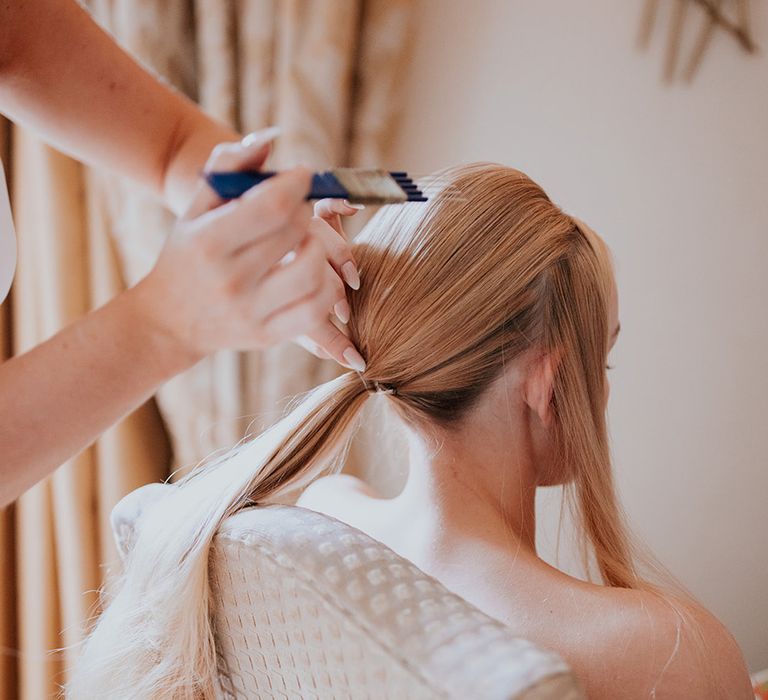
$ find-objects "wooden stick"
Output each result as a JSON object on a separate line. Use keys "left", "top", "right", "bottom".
{"left": 734, "top": 0, "right": 753, "bottom": 48}
{"left": 638, "top": 0, "right": 661, "bottom": 48}
{"left": 691, "top": 0, "right": 756, "bottom": 52}
{"left": 684, "top": 0, "right": 722, "bottom": 80}
{"left": 665, "top": 0, "right": 688, "bottom": 82}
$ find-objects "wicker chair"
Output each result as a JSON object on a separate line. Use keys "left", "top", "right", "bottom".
{"left": 112, "top": 484, "right": 584, "bottom": 699}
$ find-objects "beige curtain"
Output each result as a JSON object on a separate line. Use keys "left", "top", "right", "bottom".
{"left": 0, "top": 2, "right": 414, "bottom": 697}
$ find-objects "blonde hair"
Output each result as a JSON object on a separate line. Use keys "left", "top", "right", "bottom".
{"left": 69, "top": 163, "right": 645, "bottom": 698}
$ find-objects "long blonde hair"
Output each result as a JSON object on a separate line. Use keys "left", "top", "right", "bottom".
{"left": 69, "top": 163, "right": 643, "bottom": 698}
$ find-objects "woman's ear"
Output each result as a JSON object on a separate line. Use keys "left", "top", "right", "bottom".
{"left": 523, "top": 351, "right": 558, "bottom": 428}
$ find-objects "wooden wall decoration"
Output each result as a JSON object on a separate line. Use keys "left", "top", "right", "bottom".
{"left": 638, "top": 0, "right": 756, "bottom": 81}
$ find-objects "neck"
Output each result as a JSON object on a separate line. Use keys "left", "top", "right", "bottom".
{"left": 388, "top": 413, "right": 539, "bottom": 567}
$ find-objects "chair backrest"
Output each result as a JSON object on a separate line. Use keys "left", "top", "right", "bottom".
{"left": 112, "top": 484, "right": 584, "bottom": 699}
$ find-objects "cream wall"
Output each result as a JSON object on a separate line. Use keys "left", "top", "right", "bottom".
{"left": 389, "top": 0, "right": 768, "bottom": 671}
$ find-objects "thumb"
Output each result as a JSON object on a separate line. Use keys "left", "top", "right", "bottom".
{"left": 181, "top": 126, "right": 281, "bottom": 221}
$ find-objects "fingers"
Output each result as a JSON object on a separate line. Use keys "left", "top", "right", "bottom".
{"left": 255, "top": 238, "right": 346, "bottom": 322}
{"left": 312, "top": 198, "right": 363, "bottom": 290}
{"left": 182, "top": 127, "right": 279, "bottom": 221}
{"left": 260, "top": 268, "right": 338, "bottom": 344}
{"left": 302, "top": 320, "right": 366, "bottom": 370}
{"left": 242, "top": 232, "right": 365, "bottom": 369}
{"left": 309, "top": 216, "right": 360, "bottom": 290}
{"left": 294, "top": 335, "right": 333, "bottom": 360}
{"left": 190, "top": 167, "right": 312, "bottom": 256}
{"left": 313, "top": 198, "right": 364, "bottom": 235}
{"left": 253, "top": 237, "right": 365, "bottom": 369}
{"left": 225, "top": 203, "right": 311, "bottom": 285}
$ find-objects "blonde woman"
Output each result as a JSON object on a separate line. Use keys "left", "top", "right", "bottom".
{"left": 71, "top": 163, "right": 752, "bottom": 699}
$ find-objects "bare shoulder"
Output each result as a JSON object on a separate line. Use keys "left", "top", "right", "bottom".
{"left": 578, "top": 587, "right": 752, "bottom": 699}
{"left": 297, "top": 473, "right": 378, "bottom": 514}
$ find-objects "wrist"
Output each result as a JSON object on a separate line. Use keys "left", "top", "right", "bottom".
{"left": 162, "top": 111, "right": 239, "bottom": 215}
{"left": 119, "top": 279, "right": 205, "bottom": 378}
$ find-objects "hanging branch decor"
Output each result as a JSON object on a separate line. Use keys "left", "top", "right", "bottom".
{"left": 638, "top": 0, "right": 756, "bottom": 81}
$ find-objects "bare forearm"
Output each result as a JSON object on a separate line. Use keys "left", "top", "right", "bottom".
{"left": 0, "top": 0, "right": 237, "bottom": 214}
{"left": 0, "top": 287, "right": 197, "bottom": 507}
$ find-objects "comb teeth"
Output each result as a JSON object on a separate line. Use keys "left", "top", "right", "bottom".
{"left": 389, "top": 172, "right": 428, "bottom": 202}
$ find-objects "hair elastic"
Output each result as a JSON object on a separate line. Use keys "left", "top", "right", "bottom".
{"left": 371, "top": 381, "right": 397, "bottom": 396}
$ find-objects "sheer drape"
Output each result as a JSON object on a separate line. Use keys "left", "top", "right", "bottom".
{"left": 0, "top": 2, "right": 413, "bottom": 697}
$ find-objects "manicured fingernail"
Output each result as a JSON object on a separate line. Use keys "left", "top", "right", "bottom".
{"left": 344, "top": 199, "right": 365, "bottom": 210}
{"left": 334, "top": 299, "right": 350, "bottom": 324}
{"left": 341, "top": 261, "right": 360, "bottom": 290}
{"left": 343, "top": 347, "right": 366, "bottom": 372}
{"left": 241, "top": 126, "right": 281, "bottom": 149}
{"left": 279, "top": 250, "right": 297, "bottom": 266}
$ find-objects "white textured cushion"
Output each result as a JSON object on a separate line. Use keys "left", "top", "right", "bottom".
{"left": 113, "top": 485, "right": 584, "bottom": 699}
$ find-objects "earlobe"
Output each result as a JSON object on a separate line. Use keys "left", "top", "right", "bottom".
{"left": 524, "top": 352, "right": 557, "bottom": 428}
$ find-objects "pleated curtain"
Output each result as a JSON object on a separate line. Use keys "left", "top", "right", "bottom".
{"left": 0, "top": 2, "right": 414, "bottom": 697}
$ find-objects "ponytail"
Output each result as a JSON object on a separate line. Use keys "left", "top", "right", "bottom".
{"left": 69, "top": 372, "right": 369, "bottom": 699}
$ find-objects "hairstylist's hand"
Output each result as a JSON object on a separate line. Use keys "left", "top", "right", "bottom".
{"left": 293, "top": 198, "right": 366, "bottom": 370}
{"left": 126, "top": 130, "right": 363, "bottom": 369}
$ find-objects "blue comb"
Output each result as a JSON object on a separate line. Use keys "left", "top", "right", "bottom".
{"left": 205, "top": 169, "right": 427, "bottom": 205}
